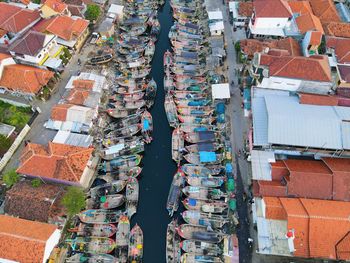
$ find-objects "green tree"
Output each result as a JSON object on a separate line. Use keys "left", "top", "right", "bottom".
{"left": 85, "top": 4, "right": 101, "bottom": 22}
{"left": 31, "top": 178, "right": 42, "bottom": 188}
{"left": 234, "top": 41, "right": 241, "bottom": 53}
{"left": 0, "top": 134, "right": 12, "bottom": 153}
{"left": 61, "top": 186, "right": 86, "bottom": 217}
{"left": 3, "top": 169, "right": 19, "bottom": 188}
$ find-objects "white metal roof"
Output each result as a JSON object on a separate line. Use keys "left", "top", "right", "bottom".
{"left": 209, "top": 21, "right": 224, "bottom": 32}
{"left": 43, "top": 57, "right": 62, "bottom": 69}
{"left": 212, "top": 83, "right": 230, "bottom": 99}
{"left": 53, "top": 130, "right": 92, "bottom": 147}
{"left": 252, "top": 92, "right": 350, "bottom": 150}
{"left": 208, "top": 10, "right": 223, "bottom": 20}
{"left": 251, "top": 150, "right": 275, "bottom": 180}
{"left": 108, "top": 4, "right": 124, "bottom": 15}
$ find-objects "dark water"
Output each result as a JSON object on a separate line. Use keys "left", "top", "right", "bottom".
{"left": 132, "top": 2, "right": 175, "bottom": 262}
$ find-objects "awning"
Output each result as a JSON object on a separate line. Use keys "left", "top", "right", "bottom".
{"left": 212, "top": 83, "right": 230, "bottom": 99}
{"left": 44, "top": 57, "right": 62, "bottom": 69}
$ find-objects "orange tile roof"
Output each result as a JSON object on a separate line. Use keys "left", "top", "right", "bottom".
{"left": 309, "top": 31, "right": 323, "bottom": 46}
{"left": 238, "top": 2, "right": 253, "bottom": 17}
{"left": 0, "top": 52, "right": 11, "bottom": 61}
{"left": 34, "top": 15, "right": 88, "bottom": 41}
{"left": 0, "top": 3, "right": 40, "bottom": 33}
{"left": 309, "top": 0, "right": 341, "bottom": 23}
{"left": 253, "top": 0, "right": 292, "bottom": 18}
{"left": 17, "top": 142, "right": 94, "bottom": 184}
{"left": 43, "top": 0, "right": 68, "bottom": 13}
{"left": 66, "top": 89, "right": 90, "bottom": 105}
{"left": 322, "top": 157, "right": 350, "bottom": 172}
{"left": 0, "top": 214, "right": 58, "bottom": 263}
{"left": 288, "top": 1, "right": 313, "bottom": 15}
{"left": 295, "top": 12, "right": 324, "bottom": 34}
{"left": 0, "top": 64, "right": 53, "bottom": 94}
{"left": 0, "top": 29, "right": 7, "bottom": 38}
{"left": 263, "top": 196, "right": 287, "bottom": 220}
{"left": 323, "top": 22, "right": 350, "bottom": 38}
{"left": 283, "top": 159, "right": 332, "bottom": 174}
{"left": 260, "top": 54, "right": 331, "bottom": 82}
{"left": 299, "top": 93, "right": 338, "bottom": 106}
{"left": 50, "top": 103, "right": 71, "bottom": 121}
{"left": 73, "top": 79, "right": 94, "bottom": 89}
{"left": 326, "top": 36, "right": 350, "bottom": 64}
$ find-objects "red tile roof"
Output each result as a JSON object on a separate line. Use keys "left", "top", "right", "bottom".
{"left": 17, "top": 142, "right": 94, "bottom": 185}
{"left": 238, "top": 2, "right": 253, "bottom": 17}
{"left": 34, "top": 15, "right": 88, "bottom": 41}
{"left": 253, "top": 0, "right": 292, "bottom": 18}
{"left": 295, "top": 12, "right": 324, "bottom": 34}
{"left": 288, "top": 1, "right": 313, "bottom": 15}
{"left": 326, "top": 36, "right": 350, "bottom": 64}
{"left": 0, "top": 214, "right": 59, "bottom": 263}
{"left": 9, "top": 30, "right": 46, "bottom": 57}
{"left": 283, "top": 159, "right": 332, "bottom": 174}
{"left": 309, "top": 0, "right": 341, "bottom": 23}
{"left": 309, "top": 31, "right": 323, "bottom": 46}
{"left": 323, "top": 22, "right": 350, "bottom": 38}
{"left": 299, "top": 93, "right": 338, "bottom": 106}
{"left": 43, "top": 0, "right": 68, "bottom": 13}
{"left": 50, "top": 103, "right": 71, "bottom": 121}
{"left": 0, "top": 64, "right": 53, "bottom": 94}
{"left": 263, "top": 196, "right": 287, "bottom": 220}
{"left": 66, "top": 89, "right": 90, "bottom": 105}
{"left": 0, "top": 52, "right": 11, "bottom": 62}
{"left": 259, "top": 54, "right": 332, "bottom": 82}
{"left": 0, "top": 3, "right": 40, "bottom": 33}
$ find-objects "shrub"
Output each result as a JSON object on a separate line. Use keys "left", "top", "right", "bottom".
{"left": 61, "top": 186, "right": 86, "bottom": 217}
{"left": 31, "top": 178, "right": 42, "bottom": 188}
{"left": 85, "top": 4, "right": 101, "bottom": 22}
{"left": 3, "top": 169, "right": 19, "bottom": 188}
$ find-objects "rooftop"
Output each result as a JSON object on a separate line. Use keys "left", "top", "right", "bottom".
{"left": 8, "top": 31, "right": 50, "bottom": 57}
{"left": 323, "top": 22, "right": 350, "bottom": 38}
{"left": 43, "top": 0, "right": 68, "bottom": 13}
{"left": 253, "top": 0, "right": 292, "bottom": 18}
{"left": 326, "top": 36, "right": 350, "bottom": 64}
{"left": 238, "top": 2, "right": 253, "bottom": 17}
{"left": 17, "top": 142, "right": 94, "bottom": 185}
{"left": 309, "top": 0, "right": 341, "bottom": 23}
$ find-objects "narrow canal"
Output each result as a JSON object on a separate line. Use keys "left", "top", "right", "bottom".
{"left": 132, "top": 1, "right": 175, "bottom": 262}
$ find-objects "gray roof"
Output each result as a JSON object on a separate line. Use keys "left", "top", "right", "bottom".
{"left": 251, "top": 150, "right": 275, "bottom": 180}
{"left": 53, "top": 130, "right": 92, "bottom": 147}
{"left": 0, "top": 123, "right": 15, "bottom": 137}
{"left": 252, "top": 92, "right": 350, "bottom": 150}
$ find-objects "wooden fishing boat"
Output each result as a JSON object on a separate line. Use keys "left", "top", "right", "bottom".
{"left": 98, "top": 166, "right": 142, "bottom": 183}
{"left": 89, "top": 180, "right": 127, "bottom": 197}
{"left": 69, "top": 223, "right": 117, "bottom": 237}
{"left": 104, "top": 113, "right": 142, "bottom": 132}
{"left": 141, "top": 110, "right": 153, "bottom": 144}
{"left": 185, "top": 143, "right": 222, "bottom": 153}
{"left": 182, "top": 210, "right": 228, "bottom": 229}
{"left": 86, "top": 194, "right": 125, "bottom": 209}
{"left": 180, "top": 240, "right": 222, "bottom": 256}
{"left": 172, "top": 128, "right": 184, "bottom": 163}
{"left": 145, "top": 78, "right": 157, "bottom": 108}
{"left": 164, "top": 93, "right": 179, "bottom": 127}
{"left": 176, "top": 224, "right": 224, "bottom": 244}
{"left": 183, "top": 152, "right": 224, "bottom": 165}
{"left": 128, "top": 224, "right": 143, "bottom": 263}
{"left": 110, "top": 91, "right": 145, "bottom": 102}
{"left": 174, "top": 98, "right": 211, "bottom": 107}
{"left": 106, "top": 108, "right": 142, "bottom": 119}
{"left": 102, "top": 135, "right": 142, "bottom": 148}
{"left": 185, "top": 176, "right": 225, "bottom": 188}
{"left": 164, "top": 49, "right": 173, "bottom": 68}
{"left": 182, "top": 198, "right": 228, "bottom": 214}
{"left": 179, "top": 124, "right": 216, "bottom": 134}
{"left": 184, "top": 131, "right": 221, "bottom": 144}
{"left": 164, "top": 74, "right": 175, "bottom": 91}
{"left": 145, "top": 40, "right": 155, "bottom": 57}
{"left": 89, "top": 54, "right": 113, "bottom": 64}
{"left": 182, "top": 187, "right": 227, "bottom": 201}
{"left": 182, "top": 164, "right": 219, "bottom": 177}
{"left": 166, "top": 168, "right": 185, "bottom": 217}
{"left": 112, "top": 99, "right": 146, "bottom": 110}
{"left": 180, "top": 253, "right": 223, "bottom": 263}
{"left": 116, "top": 78, "right": 147, "bottom": 89}
{"left": 178, "top": 115, "right": 215, "bottom": 125}
{"left": 65, "top": 253, "right": 117, "bottom": 263}
{"left": 166, "top": 219, "right": 181, "bottom": 263}
{"left": 78, "top": 209, "right": 123, "bottom": 224}
{"left": 126, "top": 177, "right": 139, "bottom": 218}
{"left": 115, "top": 215, "right": 130, "bottom": 263}
{"left": 150, "top": 18, "right": 161, "bottom": 38}
{"left": 67, "top": 237, "right": 116, "bottom": 254}
{"left": 171, "top": 90, "right": 205, "bottom": 99}
{"left": 105, "top": 123, "right": 141, "bottom": 139}
{"left": 99, "top": 154, "right": 142, "bottom": 172}
{"left": 101, "top": 140, "right": 144, "bottom": 160}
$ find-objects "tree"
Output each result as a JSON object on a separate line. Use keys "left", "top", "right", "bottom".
{"left": 3, "top": 169, "right": 19, "bottom": 188}
{"left": 0, "top": 134, "right": 12, "bottom": 153}
{"left": 85, "top": 4, "right": 101, "bottom": 22}
{"left": 31, "top": 178, "right": 42, "bottom": 188}
{"left": 61, "top": 186, "right": 86, "bottom": 217}
{"left": 234, "top": 41, "right": 241, "bottom": 53}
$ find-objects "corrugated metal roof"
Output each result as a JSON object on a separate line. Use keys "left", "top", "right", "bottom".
{"left": 251, "top": 150, "right": 275, "bottom": 180}
{"left": 53, "top": 130, "right": 92, "bottom": 147}
{"left": 252, "top": 97, "right": 269, "bottom": 146}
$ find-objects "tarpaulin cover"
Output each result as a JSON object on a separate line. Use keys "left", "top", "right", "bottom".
{"left": 199, "top": 151, "right": 217, "bottom": 162}
{"left": 217, "top": 114, "right": 225, "bottom": 123}
{"left": 198, "top": 131, "right": 215, "bottom": 140}
{"left": 216, "top": 102, "right": 225, "bottom": 114}
{"left": 227, "top": 179, "right": 235, "bottom": 191}
{"left": 184, "top": 65, "right": 197, "bottom": 71}
{"left": 229, "top": 199, "right": 236, "bottom": 210}
{"left": 188, "top": 100, "right": 207, "bottom": 106}
{"left": 188, "top": 198, "right": 197, "bottom": 206}
{"left": 194, "top": 127, "right": 208, "bottom": 132}
{"left": 185, "top": 22, "right": 199, "bottom": 30}
{"left": 198, "top": 142, "right": 214, "bottom": 151}
{"left": 181, "top": 51, "right": 198, "bottom": 59}
{"left": 226, "top": 163, "right": 233, "bottom": 173}
{"left": 143, "top": 119, "right": 150, "bottom": 130}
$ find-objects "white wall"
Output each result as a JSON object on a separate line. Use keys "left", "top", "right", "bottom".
{"left": 43, "top": 229, "right": 61, "bottom": 263}
{"left": 249, "top": 17, "right": 289, "bottom": 36}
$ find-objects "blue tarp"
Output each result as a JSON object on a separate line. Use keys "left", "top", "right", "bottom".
{"left": 216, "top": 102, "right": 225, "bottom": 114}
{"left": 199, "top": 151, "right": 216, "bottom": 163}
{"left": 198, "top": 142, "right": 214, "bottom": 151}
{"left": 188, "top": 198, "right": 197, "bottom": 206}
{"left": 198, "top": 131, "right": 215, "bottom": 141}
{"left": 194, "top": 127, "right": 208, "bottom": 132}
{"left": 226, "top": 163, "right": 233, "bottom": 173}
{"left": 143, "top": 119, "right": 150, "bottom": 130}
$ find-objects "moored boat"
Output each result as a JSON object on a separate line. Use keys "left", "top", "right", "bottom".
{"left": 166, "top": 168, "right": 185, "bottom": 217}
{"left": 180, "top": 240, "right": 222, "bottom": 256}
{"left": 182, "top": 186, "right": 227, "bottom": 201}
{"left": 182, "top": 210, "right": 228, "bottom": 229}
{"left": 183, "top": 152, "right": 224, "bottom": 165}
{"left": 65, "top": 253, "right": 117, "bottom": 263}
{"left": 166, "top": 219, "right": 181, "bottom": 263}
{"left": 172, "top": 128, "right": 184, "bottom": 163}
{"left": 180, "top": 253, "right": 223, "bottom": 263}
{"left": 67, "top": 237, "right": 116, "bottom": 254}
{"left": 182, "top": 164, "right": 219, "bottom": 177}
{"left": 182, "top": 198, "right": 228, "bottom": 214}
{"left": 115, "top": 215, "right": 130, "bottom": 263}
{"left": 185, "top": 142, "right": 222, "bottom": 153}
{"left": 126, "top": 177, "right": 139, "bottom": 218}
{"left": 69, "top": 223, "right": 117, "bottom": 237}
{"left": 145, "top": 78, "right": 157, "bottom": 108}
{"left": 185, "top": 176, "right": 225, "bottom": 188}
{"left": 98, "top": 166, "right": 142, "bottom": 182}
{"left": 78, "top": 209, "right": 122, "bottom": 224}
{"left": 141, "top": 110, "right": 153, "bottom": 144}
{"left": 88, "top": 180, "right": 127, "bottom": 197}
{"left": 164, "top": 93, "right": 179, "bottom": 127}
{"left": 86, "top": 194, "right": 125, "bottom": 209}
{"left": 128, "top": 224, "right": 143, "bottom": 263}
{"left": 176, "top": 224, "right": 224, "bottom": 243}
{"left": 99, "top": 154, "right": 142, "bottom": 172}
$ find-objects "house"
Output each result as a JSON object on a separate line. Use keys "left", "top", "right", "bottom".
{"left": 253, "top": 158, "right": 350, "bottom": 201}
{"left": 301, "top": 31, "right": 323, "bottom": 57}
{"left": 4, "top": 180, "right": 66, "bottom": 224}
{"left": 0, "top": 3, "right": 41, "bottom": 44}
{"left": 98, "top": 18, "right": 115, "bottom": 39}
{"left": 229, "top": 1, "right": 253, "bottom": 27}
{"left": 0, "top": 215, "right": 61, "bottom": 263}
{"left": 16, "top": 142, "right": 97, "bottom": 188}
{"left": 41, "top": 0, "right": 71, "bottom": 18}
{"left": 251, "top": 90, "right": 350, "bottom": 155}
{"left": 309, "top": 0, "right": 341, "bottom": 24}
{"left": 0, "top": 52, "right": 54, "bottom": 95}
{"left": 336, "top": 1, "right": 350, "bottom": 23}
{"left": 208, "top": 10, "right": 224, "bottom": 36}
{"left": 34, "top": 15, "right": 89, "bottom": 50}
{"left": 52, "top": 130, "right": 93, "bottom": 147}
{"left": 45, "top": 103, "right": 96, "bottom": 133}
{"left": 251, "top": 54, "right": 333, "bottom": 94}
{"left": 63, "top": 0, "right": 87, "bottom": 17}
{"left": 248, "top": 0, "right": 298, "bottom": 37}
{"left": 107, "top": 4, "right": 124, "bottom": 21}
{"left": 336, "top": 64, "right": 350, "bottom": 97}
{"left": 288, "top": 1, "right": 324, "bottom": 34}
{"left": 326, "top": 36, "right": 350, "bottom": 65}
{"left": 240, "top": 37, "right": 302, "bottom": 59}
{"left": 8, "top": 30, "right": 63, "bottom": 69}
{"left": 254, "top": 197, "right": 350, "bottom": 260}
